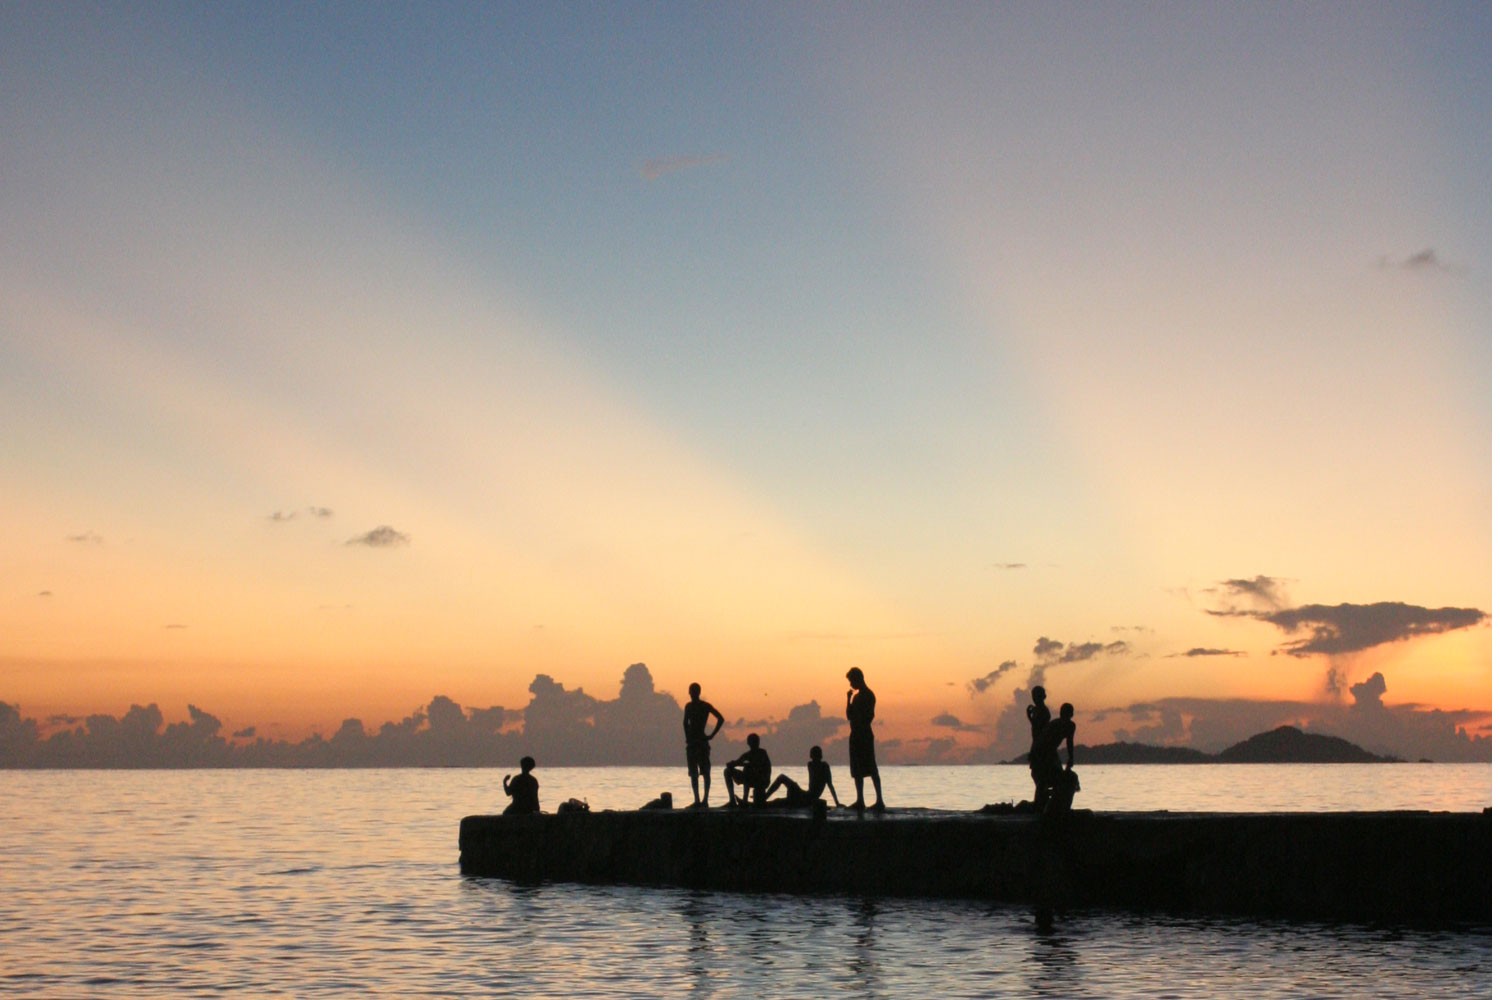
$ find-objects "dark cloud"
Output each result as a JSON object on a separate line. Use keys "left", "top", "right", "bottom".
{"left": 1254, "top": 602, "right": 1489, "bottom": 657}
{"left": 639, "top": 153, "right": 729, "bottom": 180}
{"left": 268, "top": 510, "right": 297, "bottom": 522}
{"left": 1350, "top": 671, "right": 1387, "bottom": 712}
{"left": 37, "top": 590, "right": 52, "bottom": 598}
{"left": 931, "top": 711, "right": 984, "bottom": 734}
{"left": 993, "top": 562, "right": 1026, "bottom": 571}
{"left": 1035, "top": 637, "right": 1130, "bottom": 665}
{"left": 1171, "top": 647, "right": 1245, "bottom": 658}
{"left": 346, "top": 525, "right": 410, "bottom": 548}
{"left": 308, "top": 506, "right": 333, "bottom": 518}
{"left": 66, "top": 531, "right": 103, "bottom": 545}
{"left": 968, "top": 660, "right": 1020, "bottom": 695}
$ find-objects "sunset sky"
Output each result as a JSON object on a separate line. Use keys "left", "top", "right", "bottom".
{"left": 1, "top": 3, "right": 1490, "bottom": 761}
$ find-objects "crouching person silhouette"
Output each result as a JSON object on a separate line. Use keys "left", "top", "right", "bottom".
{"left": 723, "top": 734, "right": 772, "bottom": 806}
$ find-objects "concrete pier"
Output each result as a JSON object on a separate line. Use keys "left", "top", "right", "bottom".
{"left": 459, "top": 808, "right": 1490, "bottom": 925}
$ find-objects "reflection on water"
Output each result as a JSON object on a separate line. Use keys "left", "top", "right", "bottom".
{"left": 0, "top": 768, "right": 1488, "bottom": 998}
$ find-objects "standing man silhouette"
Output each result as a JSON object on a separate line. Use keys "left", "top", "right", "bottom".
{"left": 845, "top": 667, "right": 886, "bottom": 812}
{"left": 683, "top": 682, "right": 724, "bottom": 807}
{"left": 1025, "top": 685, "right": 1052, "bottom": 810}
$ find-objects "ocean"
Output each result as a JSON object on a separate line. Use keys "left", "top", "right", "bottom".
{"left": 1, "top": 764, "right": 1489, "bottom": 997}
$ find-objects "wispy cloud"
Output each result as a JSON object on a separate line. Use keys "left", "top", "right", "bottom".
{"left": 639, "top": 153, "right": 729, "bottom": 181}
{"left": 269, "top": 506, "right": 335, "bottom": 523}
{"left": 1170, "top": 647, "right": 1246, "bottom": 658}
{"left": 993, "top": 562, "right": 1026, "bottom": 571}
{"left": 346, "top": 525, "right": 410, "bottom": 548}
{"left": 66, "top": 531, "right": 103, "bottom": 545}
{"left": 968, "top": 660, "right": 1020, "bottom": 695}
{"left": 1205, "top": 575, "right": 1288, "bottom": 613}
{"left": 1379, "top": 248, "right": 1456, "bottom": 274}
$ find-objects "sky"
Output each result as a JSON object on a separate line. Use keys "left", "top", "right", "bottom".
{"left": 1, "top": 2, "right": 1491, "bottom": 763}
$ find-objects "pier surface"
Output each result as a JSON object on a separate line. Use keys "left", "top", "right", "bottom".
{"left": 459, "top": 808, "right": 1490, "bottom": 925}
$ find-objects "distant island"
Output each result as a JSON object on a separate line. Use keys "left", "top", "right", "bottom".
{"left": 1011, "top": 725, "right": 1403, "bottom": 765}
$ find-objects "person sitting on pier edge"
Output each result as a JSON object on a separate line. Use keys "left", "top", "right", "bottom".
{"left": 723, "top": 733, "right": 772, "bottom": 806}
{"left": 502, "top": 756, "right": 540, "bottom": 815}
{"left": 1025, "top": 685, "right": 1052, "bottom": 810}
{"left": 765, "top": 744, "right": 842, "bottom": 809}
{"left": 683, "top": 682, "right": 725, "bottom": 808}
{"left": 1039, "top": 704, "right": 1076, "bottom": 818}
{"left": 845, "top": 667, "right": 886, "bottom": 812}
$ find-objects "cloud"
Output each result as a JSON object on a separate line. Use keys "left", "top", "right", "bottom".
{"left": 346, "top": 525, "right": 410, "bottom": 548}
{"left": 271, "top": 506, "right": 333, "bottom": 522}
{"left": 969, "top": 635, "right": 1135, "bottom": 760}
{"left": 1379, "top": 248, "right": 1455, "bottom": 274}
{"left": 163, "top": 623, "right": 187, "bottom": 630}
{"left": 66, "top": 531, "right": 103, "bottom": 545}
{"left": 931, "top": 711, "right": 984, "bottom": 733}
{"left": 1251, "top": 602, "right": 1489, "bottom": 657}
{"left": 1170, "top": 647, "right": 1245, "bottom": 658}
{"left": 1034, "top": 636, "right": 1130, "bottom": 666}
{"left": 1205, "top": 575, "right": 1288, "bottom": 613}
{"left": 993, "top": 562, "right": 1026, "bottom": 571}
{"left": 967, "top": 660, "right": 1020, "bottom": 695}
{"left": 37, "top": 590, "right": 52, "bottom": 598}
{"left": 639, "top": 153, "right": 729, "bottom": 181}
{"left": 1350, "top": 671, "right": 1387, "bottom": 712}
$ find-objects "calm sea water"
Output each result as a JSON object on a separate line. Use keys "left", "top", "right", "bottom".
{"left": 1, "top": 765, "right": 1489, "bottom": 998}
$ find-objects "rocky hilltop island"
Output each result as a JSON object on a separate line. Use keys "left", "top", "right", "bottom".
{"left": 1012, "top": 725, "right": 1402, "bottom": 765}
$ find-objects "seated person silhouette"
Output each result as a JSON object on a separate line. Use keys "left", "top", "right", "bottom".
{"left": 640, "top": 791, "right": 673, "bottom": 810}
{"left": 502, "top": 756, "right": 540, "bottom": 815}
{"left": 766, "top": 745, "right": 842, "bottom": 808}
{"left": 723, "top": 734, "right": 772, "bottom": 806}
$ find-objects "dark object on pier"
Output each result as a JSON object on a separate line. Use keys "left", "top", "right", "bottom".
{"left": 459, "top": 808, "right": 1490, "bottom": 927}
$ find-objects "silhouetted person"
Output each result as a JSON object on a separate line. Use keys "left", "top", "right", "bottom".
{"left": 502, "top": 756, "right": 540, "bottom": 815}
{"left": 1026, "top": 685, "right": 1052, "bottom": 809}
{"left": 766, "top": 744, "right": 842, "bottom": 808}
{"left": 723, "top": 733, "right": 772, "bottom": 806}
{"left": 640, "top": 791, "right": 673, "bottom": 810}
{"left": 683, "top": 682, "right": 725, "bottom": 807}
{"left": 1038, "top": 703, "right": 1076, "bottom": 817}
{"left": 845, "top": 667, "right": 885, "bottom": 812}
